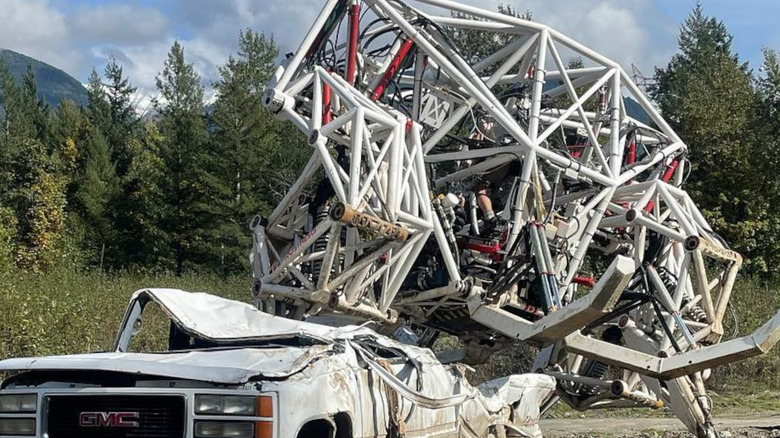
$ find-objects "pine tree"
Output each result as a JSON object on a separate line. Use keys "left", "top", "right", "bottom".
{"left": 0, "top": 62, "right": 18, "bottom": 265}
{"left": 85, "top": 69, "right": 111, "bottom": 133}
{"left": 1, "top": 63, "right": 37, "bottom": 144}
{"left": 206, "top": 29, "right": 298, "bottom": 272}
{"left": 22, "top": 66, "right": 50, "bottom": 144}
{"left": 48, "top": 99, "right": 85, "bottom": 265}
{"left": 155, "top": 41, "right": 208, "bottom": 274}
{"left": 651, "top": 4, "right": 764, "bottom": 269}
{"left": 49, "top": 100, "right": 81, "bottom": 177}
{"left": 74, "top": 125, "right": 120, "bottom": 265}
{"left": 120, "top": 121, "right": 167, "bottom": 269}
{"left": 0, "top": 62, "right": 15, "bottom": 194}
{"left": 101, "top": 57, "right": 145, "bottom": 270}
{"left": 104, "top": 57, "right": 138, "bottom": 176}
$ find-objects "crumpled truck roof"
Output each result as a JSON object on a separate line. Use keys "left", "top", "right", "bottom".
{"left": 129, "top": 288, "right": 354, "bottom": 343}
{"left": 0, "top": 289, "right": 417, "bottom": 384}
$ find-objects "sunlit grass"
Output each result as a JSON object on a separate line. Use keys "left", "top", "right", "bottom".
{"left": 0, "top": 267, "right": 250, "bottom": 359}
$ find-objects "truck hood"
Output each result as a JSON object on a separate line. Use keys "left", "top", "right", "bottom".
{"left": 0, "top": 345, "right": 333, "bottom": 384}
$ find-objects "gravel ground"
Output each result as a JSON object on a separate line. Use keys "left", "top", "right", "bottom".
{"left": 541, "top": 412, "right": 780, "bottom": 437}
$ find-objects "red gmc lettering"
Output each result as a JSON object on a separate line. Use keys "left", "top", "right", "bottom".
{"left": 79, "top": 412, "right": 139, "bottom": 428}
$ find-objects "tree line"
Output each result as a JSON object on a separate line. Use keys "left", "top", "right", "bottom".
{"left": 651, "top": 4, "right": 780, "bottom": 274}
{"left": 2, "top": 5, "right": 780, "bottom": 277}
{"left": 0, "top": 30, "right": 308, "bottom": 275}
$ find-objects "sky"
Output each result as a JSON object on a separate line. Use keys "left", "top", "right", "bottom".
{"left": 2, "top": 0, "right": 779, "bottom": 98}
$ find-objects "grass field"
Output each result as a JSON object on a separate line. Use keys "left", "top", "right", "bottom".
{"left": 0, "top": 268, "right": 250, "bottom": 359}
{"left": 2, "top": 267, "right": 780, "bottom": 397}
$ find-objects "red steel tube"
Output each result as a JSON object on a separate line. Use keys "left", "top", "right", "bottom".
{"left": 572, "top": 275, "right": 596, "bottom": 288}
{"left": 627, "top": 141, "right": 636, "bottom": 165}
{"left": 371, "top": 38, "right": 414, "bottom": 101}
{"left": 644, "top": 158, "right": 680, "bottom": 213}
{"left": 661, "top": 157, "right": 680, "bottom": 183}
{"left": 323, "top": 80, "right": 332, "bottom": 124}
{"left": 346, "top": 2, "right": 360, "bottom": 85}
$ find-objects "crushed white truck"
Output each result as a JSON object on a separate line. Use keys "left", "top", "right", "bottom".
{"left": 0, "top": 289, "right": 554, "bottom": 438}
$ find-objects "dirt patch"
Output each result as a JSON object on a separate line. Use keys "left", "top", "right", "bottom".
{"left": 541, "top": 412, "right": 780, "bottom": 437}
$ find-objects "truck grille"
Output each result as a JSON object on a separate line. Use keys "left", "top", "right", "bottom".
{"left": 47, "top": 395, "right": 186, "bottom": 438}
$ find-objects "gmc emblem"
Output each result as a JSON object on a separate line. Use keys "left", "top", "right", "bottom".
{"left": 79, "top": 411, "right": 140, "bottom": 428}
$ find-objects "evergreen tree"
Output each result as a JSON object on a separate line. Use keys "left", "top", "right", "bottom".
{"left": 0, "top": 62, "right": 19, "bottom": 264}
{"left": 120, "top": 121, "right": 167, "bottom": 269}
{"left": 651, "top": 4, "right": 764, "bottom": 270}
{"left": 49, "top": 99, "right": 86, "bottom": 264}
{"left": 101, "top": 57, "right": 144, "bottom": 269}
{"left": 50, "top": 99, "right": 83, "bottom": 150}
{"left": 22, "top": 66, "right": 50, "bottom": 144}
{"left": 74, "top": 125, "right": 120, "bottom": 265}
{"left": 1, "top": 63, "right": 37, "bottom": 144}
{"left": 154, "top": 41, "right": 208, "bottom": 274}
{"left": 104, "top": 56, "right": 138, "bottom": 176}
{"left": 85, "top": 69, "right": 111, "bottom": 133}
{"left": 0, "top": 62, "right": 16, "bottom": 194}
{"left": 0, "top": 63, "right": 68, "bottom": 271}
{"left": 49, "top": 100, "right": 81, "bottom": 179}
{"left": 207, "top": 29, "right": 304, "bottom": 273}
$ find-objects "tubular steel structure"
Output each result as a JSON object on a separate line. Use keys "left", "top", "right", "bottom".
{"left": 248, "top": 1, "right": 780, "bottom": 436}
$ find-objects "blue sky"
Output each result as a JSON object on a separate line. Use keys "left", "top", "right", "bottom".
{"left": 2, "top": 0, "right": 778, "bottom": 96}
{"left": 656, "top": 0, "right": 780, "bottom": 68}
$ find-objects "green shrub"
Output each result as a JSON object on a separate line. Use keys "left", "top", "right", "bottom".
{"left": 712, "top": 276, "right": 780, "bottom": 390}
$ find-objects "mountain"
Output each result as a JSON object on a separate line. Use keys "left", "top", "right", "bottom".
{"left": 0, "top": 49, "right": 88, "bottom": 107}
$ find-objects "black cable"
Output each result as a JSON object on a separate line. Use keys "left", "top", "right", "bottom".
{"left": 583, "top": 298, "right": 647, "bottom": 334}
{"left": 358, "top": 0, "right": 370, "bottom": 22}
{"left": 410, "top": 16, "right": 465, "bottom": 60}
{"left": 362, "top": 28, "right": 401, "bottom": 55}
{"left": 544, "top": 172, "right": 559, "bottom": 224}
{"left": 381, "top": 59, "right": 414, "bottom": 115}
{"left": 334, "top": 10, "right": 343, "bottom": 59}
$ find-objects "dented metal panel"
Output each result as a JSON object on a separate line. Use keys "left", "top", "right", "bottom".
{"left": 126, "top": 288, "right": 343, "bottom": 342}
{"left": 0, "top": 346, "right": 333, "bottom": 384}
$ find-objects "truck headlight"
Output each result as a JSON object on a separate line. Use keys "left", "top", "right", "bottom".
{"left": 195, "top": 395, "right": 255, "bottom": 416}
{"left": 0, "top": 394, "right": 37, "bottom": 413}
{"left": 194, "top": 421, "right": 254, "bottom": 438}
{"left": 0, "top": 418, "right": 36, "bottom": 436}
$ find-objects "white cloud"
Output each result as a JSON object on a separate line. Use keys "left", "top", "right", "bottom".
{"left": 0, "top": 0, "right": 85, "bottom": 75}
{"left": 0, "top": 0, "right": 680, "bottom": 100}
{"left": 450, "top": 0, "right": 677, "bottom": 73}
{"left": 70, "top": 4, "right": 170, "bottom": 46}
{"left": 94, "top": 42, "right": 170, "bottom": 92}
{"left": 168, "top": 0, "right": 323, "bottom": 56}
{"left": 237, "top": 0, "right": 677, "bottom": 79}
{"left": 92, "top": 37, "right": 229, "bottom": 101}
